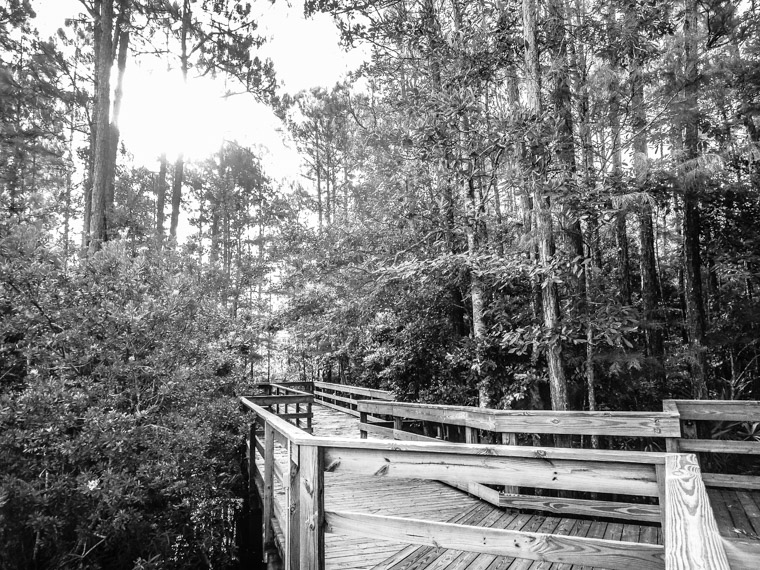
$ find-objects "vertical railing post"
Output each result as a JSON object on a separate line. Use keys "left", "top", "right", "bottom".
{"left": 359, "top": 409, "right": 368, "bottom": 439}
{"left": 286, "top": 441, "right": 301, "bottom": 570}
{"left": 263, "top": 422, "right": 275, "bottom": 557}
{"left": 501, "top": 432, "right": 518, "bottom": 494}
{"left": 299, "top": 444, "right": 324, "bottom": 570}
{"left": 246, "top": 420, "right": 264, "bottom": 565}
{"left": 663, "top": 400, "right": 681, "bottom": 452}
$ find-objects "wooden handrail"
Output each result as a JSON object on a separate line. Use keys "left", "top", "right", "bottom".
{"left": 240, "top": 397, "right": 733, "bottom": 570}
{"left": 312, "top": 381, "right": 394, "bottom": 417}
{"left": 664, "top": 399, "right": 760, "bottom": 491}
{"left": 663, "top": 454, "right": 730, "bottom": 569}
{"left": 358, "top": 400, "right": 682, "bottom": 438}
{"left": 242, "top": 384, "right": 315, "bottom": 433}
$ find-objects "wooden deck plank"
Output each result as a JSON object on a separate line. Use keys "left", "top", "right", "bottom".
{"left": 722, "top": 489, "right": 757, "bottom": 539}
{"left": 735, "top": 490, "right": 760, "bottom": 537}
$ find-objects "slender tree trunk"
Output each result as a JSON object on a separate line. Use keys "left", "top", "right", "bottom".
{"left": 573, "top": 0, "right": 599, "bottom": 432}
{"left": 88, "top": 0, "right": 114, "bottom": 254}
{"left": 105, "top": 1, "right": 129, "bottom": 240}
{"left": 170, "top": 156, "right": 184, "bottom": 240}
{"left": 169, "top": 0, "right": 189, "bottom": 242}
{"left": 631, "top": 49, "right": 665, "bottom": 371}
{"left": 682, "top": 0, "right": 708, "bottom": 398}
{"left": 315, "top": 129, "right": 323, "bottom": 230}
{"left": 548, "top": 0, "right": 583, "bottom": 273}
{"left": 156, "top": 154, "right": 167, "bottom": 245}
{"left": 524, "top": 0, "right": 569, "bottom": 413}
{"left": 605, "top": 10, "right": 632, "bottom": 306}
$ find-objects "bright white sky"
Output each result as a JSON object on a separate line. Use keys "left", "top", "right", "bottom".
{"left": 32, "top": 0, "right": 366, "bottom": 182}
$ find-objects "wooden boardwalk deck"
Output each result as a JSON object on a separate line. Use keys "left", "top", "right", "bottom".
{"left": 246, "top": 383, "right": 760, "bottom": 569}
{"left": 293, "top": 404, "right": 663, "bottom": 570}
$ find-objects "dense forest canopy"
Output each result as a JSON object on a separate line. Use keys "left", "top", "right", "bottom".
{"left": 2, "top": 0, "right": 760, "bottom": 567}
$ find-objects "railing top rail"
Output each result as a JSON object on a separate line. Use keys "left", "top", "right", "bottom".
{"left": 358, "top": 400, "right": 681, "bottom": 438}
{"left": 310, "top": 435, "right": 669, "bottom": 464}
{"left": 239, "top": 396, "right": 669, "bottom": 463}
{"left": 314, "top": 381, "right": 394, "bottom": 400}
{"left": 664, "top": 399, "right": 760, "bottom": 421}
{"left": 240, "top": 396, "right": 313, "bottom": 442}
{"left": 268, "top": 382, "right": 313, "bottom": 397}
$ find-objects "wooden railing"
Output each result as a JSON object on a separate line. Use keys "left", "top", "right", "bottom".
{"left": 243, "top": 383, "right": 314, "bottom": 433}
{"left": 312, "top": 381, "right": 393, "bottom": 417}
{"left": 664, "top": 399, "right": 760, "bottom": 491}
{"left": 358, "top": 400, "right": 682, "bottom": 522}
{"left": 241, "top": 396, "right": 731, "bottom": 570}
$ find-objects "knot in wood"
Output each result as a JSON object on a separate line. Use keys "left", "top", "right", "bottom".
{"left": 534, "top": 449, "right": 547, "bottom": 458}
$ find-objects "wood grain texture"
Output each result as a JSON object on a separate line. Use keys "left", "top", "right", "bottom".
{"left": 263, "top": 422, "right": 275, "bottom": 549}
{"left": 312, "top": 434, "right": 668, "bottom": 465}
{"left": 498, "top": 495, "right": 661, "bottom": 524}
{"left": 358, "top": 401, "right": 680, "bottom": 437}
{"left": 286, "top": 441, "right": 300, "bottom": 570}
{"left": 325, "top": 510, "right": 665, "bottom": 570}
{"left": 299, "top": 445, "right": 324, "bottom": 570}
{"left": 314, "top": 381, "right": 394, "bottom": 400}
{"left": 246, "top": 394, "right": 315, "bottom": 406}
{"left": 663, "top": 454, "right": 730, "bottom": 569}
{"left": 322, "top": 446, "right": 659, "bottom": 496}
{"left": 664, "top": 400, "right": 760, "bottom": 422}
{"left": 678, "top": 439, "right": 760, "bottom": 455}
{"left": 702, "top": 473, "right": 760, "bottom": 490}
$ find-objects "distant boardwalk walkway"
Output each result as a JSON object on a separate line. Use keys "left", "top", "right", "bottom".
{"left": 306, "top": 404, "right": 662, "bottom": 570}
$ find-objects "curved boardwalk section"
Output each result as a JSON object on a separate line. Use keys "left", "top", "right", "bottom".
{"left": 306, "top": 404, "right": 662, "bottom": 570}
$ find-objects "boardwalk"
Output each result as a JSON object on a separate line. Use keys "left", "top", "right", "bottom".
{"left": 248, "top": 385, "right": 760, "bottom": 570}
{"left": 282, "top": 403, "right": 663, "bottom": 570}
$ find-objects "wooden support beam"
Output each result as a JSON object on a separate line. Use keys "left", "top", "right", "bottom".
{"left": 314, "top": 381, "right": 394, "bottom": 400}
{"left": 664, "top": 400, "right": 760, "bottom": 422}
{"left": 701, "top": 473, "right": 760, "bottom": 489}
{"left": 286, "top": 441, "right": 300, "bottom": 570}
{"left": 322, "top": 446, "right": 659, "bottom": 496}
{"left": 678, "top": 439, "right": 760, "bottom": 455}
{"left": 247, "top": 395, "right": 314, "bottom": 406}
{"left": 263, "top": 422, "right": 275, "bottom": 553}
{"left": 324, "top": 510, "right": 665, "bottom": 570}
{"left": 358, "top": 400, "right": 680, "bottom": 437}
{"left": 501, "top": 432, "right": 519, "bottom": 494}
{"left": 499, "top": 494, "right": 662, "bottom": 523}
{"left": 299, "top": 445, "right": 324, "bottom": 570}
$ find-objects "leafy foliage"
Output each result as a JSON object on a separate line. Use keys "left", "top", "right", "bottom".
{"left": 0, "top": 230, "right": 249, "bottom": 570}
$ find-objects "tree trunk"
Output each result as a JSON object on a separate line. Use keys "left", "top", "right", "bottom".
{"left": 548, "top": 0, "right": 584, "bottom": 300}
{"left": 524, "top": 0, "right": 569, "bottom": 413}
{"left": 169, "top": 0, "right": 189, "bottom": 242}
{"left": 169, "top": 155, "right": 183, "bottom": 240}
{"left": 88, "top": 0, "right": 114, "bottom": 254}
{"left": 105, "top": 1, "right": 129, "bottom": 240}
{"left": 156, "top": 154, "right": 167, "bottom": 245}
{"left": 682, "top": 0, "right": 708, "bottom": 398}
{"left": 315, "top": 128, "right": 323, "bottom": 230}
